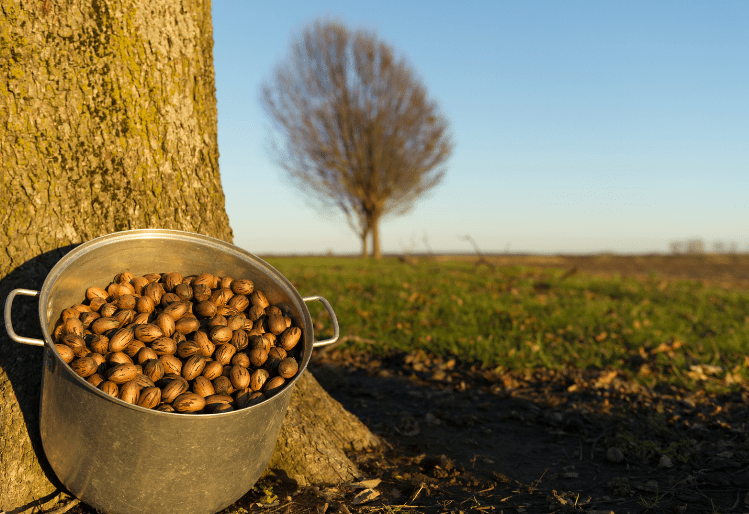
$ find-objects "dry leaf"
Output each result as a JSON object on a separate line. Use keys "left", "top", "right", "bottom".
{"left": 352, "top": 489, "right": 380, "bottom": 505}
{"left": 351, "top": 479, "right": 381, "bottom": 490}
{"left": 594, "top": 370, "right": 617, "bottom": 388}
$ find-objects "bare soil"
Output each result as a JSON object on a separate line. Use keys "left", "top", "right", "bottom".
{"left": 282, "top": 348, "right": 747, "bottom": 514}
{"left": 436, "top": 253, "right": 749, "bottom": 290}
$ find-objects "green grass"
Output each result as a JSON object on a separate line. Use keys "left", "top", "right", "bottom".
{"left": 264, "top": 256, "right": 749, "bottom": 391}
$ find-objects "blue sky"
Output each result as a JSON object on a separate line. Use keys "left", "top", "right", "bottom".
{"left": 212, "top": 1, "right": 748, "bottom": 256}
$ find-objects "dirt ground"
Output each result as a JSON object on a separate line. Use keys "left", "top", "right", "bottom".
{"left": 61, "top": 255, "right": 749, "bottom": 514}
{"left": 281, "top": 348, "right": 748, "bottom": 514}
{"left": 434, "top": 253, "right": 749, "bottom": 289}
{"left": 232, "top": 255, "right": 749, "bottom": 514}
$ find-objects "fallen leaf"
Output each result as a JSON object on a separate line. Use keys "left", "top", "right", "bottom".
{"left": 690, "top": 364, "right": 723, "bottom": 376}
{"left": 352, "top": 489, "right": 380, "bottom": 505}
{"left": 351, "top": 479, "right": 381, "bottom": 490}
{"left": 594, "top": 370, "right": 617, "bottom": 388}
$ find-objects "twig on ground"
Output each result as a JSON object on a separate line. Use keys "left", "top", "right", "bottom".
{"left": 46, "top": 499, "right": 80, "bottom": 514}
{"left": 729, "top": 491, "right": 740, "bottom": 511}
{"left": 590, "top": 427, "right": 613, "bottom": 459}
{"left": 377, "top": 505, "right": 432, "bottom": 510}
{"left": 409, "top": 484, "right": 425, "bottom": 504}
{"left": 529, "top": 468, "right": 548, "bottom": 492}
{"left": 448, "top": 429, "right": 471, "bottom": 445}
{"left": 727, "top": 464, "right": 749, "bottom": 476}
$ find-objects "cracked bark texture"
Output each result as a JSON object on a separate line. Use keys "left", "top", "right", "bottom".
{"left": 0, "top": 0, "right": 231, "bottom": 510}
{"left": 266, "top": 371, "right": 382, "bottom": 487}
{"left": 0, "top": 1, "right": 377, "bottom": 511}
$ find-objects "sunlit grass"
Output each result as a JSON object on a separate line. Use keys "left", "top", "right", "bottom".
{"left": 264, "top": 256, "right": 749, "bottom": 391}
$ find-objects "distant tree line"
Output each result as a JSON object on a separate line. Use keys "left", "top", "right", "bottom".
{"left": 669, "top": 238, "right": 741, "bottom": 254}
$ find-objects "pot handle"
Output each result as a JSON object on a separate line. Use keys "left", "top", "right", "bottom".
{"left": 4, "top": 289, "right": 45, "bottom": 347}
{"left": 303, "top": 296, "right": 340, "bottom": 348}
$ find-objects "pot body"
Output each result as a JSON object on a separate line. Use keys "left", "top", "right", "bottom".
{"left": 35, "top": 230, "right": 318, "bottom": 514}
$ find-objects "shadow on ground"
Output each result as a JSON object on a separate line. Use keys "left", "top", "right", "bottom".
{"left": 269, "top": 348, "right": 748, "bottom": 514}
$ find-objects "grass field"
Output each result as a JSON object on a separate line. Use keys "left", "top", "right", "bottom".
{"left": 264, "top": 255, "right": 749, "bottom": 393}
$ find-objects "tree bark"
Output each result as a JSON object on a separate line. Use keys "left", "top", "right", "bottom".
{"left": 265, "top": 371, "right": 381, "bottom": 486}
{"left": 360, "top": 231, "right": 369, "bottom": 259}
{"left": 0, "top": 1, "right": 377, "bottom": 511}
{"left": 371, "top": 214, "right": 383, "bottom": 259}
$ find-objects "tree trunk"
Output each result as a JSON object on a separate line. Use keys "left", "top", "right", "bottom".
{"left": 0, "top": 2, "right": 377, "bottom": 511}
{"left": 371, "top": 214, "right": 383, "bottom": 259}
{"left": 360, "top": 230, "right": 369, "bottom": 258}
{"left": 265, "top": 371, "right": 381, "bottom": 485}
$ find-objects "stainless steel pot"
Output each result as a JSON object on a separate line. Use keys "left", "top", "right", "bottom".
{"left": 4, "top": 229, "right": 339, "bottom": 514}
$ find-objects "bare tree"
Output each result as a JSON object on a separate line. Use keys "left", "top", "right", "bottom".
{"left": 261, "top": 19, "right": 452, "bottom": 258}
{"left": 686, "top": 238, "right": 705, "bottom": 254}
{"left": 670, "top": 241, "right": 685, "bottom": 254}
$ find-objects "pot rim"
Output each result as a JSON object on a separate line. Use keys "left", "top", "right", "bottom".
{"left": 38, "top": 228, "right": 317, "bottom": 417}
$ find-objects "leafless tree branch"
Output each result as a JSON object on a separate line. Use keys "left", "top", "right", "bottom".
{"left": 461, "top": 234, "right": 495, "bottom": 270}
{"left": 261, "top": 19, "right": 453, "bottom": 258}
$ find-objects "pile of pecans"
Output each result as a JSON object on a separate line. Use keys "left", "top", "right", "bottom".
{"left": 52, "top": 271, "right": 302, "bottom": 414}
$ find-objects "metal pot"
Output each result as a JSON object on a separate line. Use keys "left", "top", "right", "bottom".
{"left": 4, "top": 229, "right": 339, "bottom": 514}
